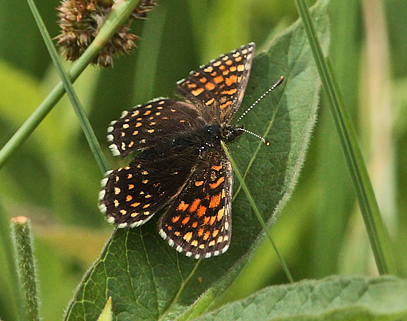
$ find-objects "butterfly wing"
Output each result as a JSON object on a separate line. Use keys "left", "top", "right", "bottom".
{"left": 100, "top": 146, "right": 199, "bottom": 227}
{"left": 158, "top": 147, "right": 233, "bottom": 259}
{"left": 176, "top": 43, "right": 255, "bottom": 124}
{"left": 107, "top": 98, "right": 206, "bottom": 157}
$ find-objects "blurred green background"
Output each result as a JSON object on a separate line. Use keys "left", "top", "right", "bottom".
{"left": 1, "top": 0, "right": 407, "bottom": 319}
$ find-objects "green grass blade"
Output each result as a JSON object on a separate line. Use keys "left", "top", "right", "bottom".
{"left": 221, "top": 141, "right": 294, "bottom": 284}
{"left": 26, "top": 0, "right": 109, "bottom": 174}
{"left": 294, "top": 0, "right": 396, "bottom": 275}
{"left": 0, "top": 0, "right": 139, "bottom": 171}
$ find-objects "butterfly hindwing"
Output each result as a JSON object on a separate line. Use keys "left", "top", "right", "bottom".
{"left": 176, "top": 43, "right": 255, "bottom": 124}
{"left": 158, "top": 148, "right": 233, "bottom": 259}
{"left": 100, "top": 147, "right": 199, "bottom": 227}
{"left": 107, "top": 98, "right": 206, "bottom": 157}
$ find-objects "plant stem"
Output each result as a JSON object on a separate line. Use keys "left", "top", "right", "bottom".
{"left": 221, "top": 141, "right": 294, "bottom": 283}
{"left": 26, "top": 0, "right": 110, "bottom": 174}
{"left": 0, "top": 0, "right": 139, "bottom": 171}
{"left": 11, "top": 216, "right": 41, "bottom": 321}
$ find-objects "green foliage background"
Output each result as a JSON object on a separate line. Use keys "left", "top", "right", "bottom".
{"left": 0, "top": 0, "right": 406, "bottom": 320}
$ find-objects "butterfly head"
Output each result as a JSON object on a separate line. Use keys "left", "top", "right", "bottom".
{"left": 221, "top": 124, "right": 244, "bottom": 143}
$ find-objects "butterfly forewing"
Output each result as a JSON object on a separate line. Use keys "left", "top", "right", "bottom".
{"left": 107, "top": 99, "right": 205, "bottom": 157}
{"left": 100, "top": 147, "right": 199, "bottom": 227}
{"left": 176, "top": 43, "right": 255, "bottom": 124}
{"left": 158, "top": 148, "right": 233, "bottom": 259}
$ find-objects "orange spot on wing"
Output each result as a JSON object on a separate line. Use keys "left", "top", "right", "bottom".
{"left": 225, "top": 75, "right": 237, "bottom": 86}
{"left": 172, "top": 215, "right": 180, "bottom": 223}
{"left": 126, "top": 195, "right": 133, "bottom": 202}
{"left": 217, "top": 208, "right": 224, "bottom": 221}
{"left": 198, "top": 227, "right": 204, "bottom": 236}
{"left": 222, "top": 88, "right": 237, "bottom": 96}
{"left": 182, "top": 216, "right": 190, "bottom": 225}
{"left": 210, "top": 216, "right": 216, "bottom": 225}
{"left": 191, "top": 87, "right": 204, "bottom": 96}
{"left": 189, "top": 199, "right": 201, "bottom": 213}
{"left": 203, "top": 231, "right": 210, "bottom": 241}
{"left": 177, "top": 201, "right": 189, "bottom": 212}
{"left": 209, "top": 192, "right": 222, "bottom": 208}
{"left": 209, "top": 177, "right": 224, "bottom": 189}
{"left": 197, "top": 205, "right": 207, "bottom": 218}
{"left": 211, "top": 164, "right": 222, "bottom": 171}
{"left": 183, "top": 232, "right": 193, "bottom": 242}
{"left": 205, "top": 98, "right": 215, "bottom": 106}
{"left": 213, "top": 76, "right": 224, "bottom": 84}
{"left": 220, "top": 100, "right": 232, "bottom": 110}
{"left": 205, "top": 82, "right": 215, "bottom": 91}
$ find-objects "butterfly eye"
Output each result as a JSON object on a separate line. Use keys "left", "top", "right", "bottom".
{"left": 222, "top": 125, "right": 243, "bottom": 142}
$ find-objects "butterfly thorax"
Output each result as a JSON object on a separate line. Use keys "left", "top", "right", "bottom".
{"left": 138, "top": 124, "right": 242, "bottom": 161}
{"left": 192, "top": 124, "right": 244, "bottom": 153}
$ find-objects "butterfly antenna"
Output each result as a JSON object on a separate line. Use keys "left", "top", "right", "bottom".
{"left": 236, "top": 127, "right": 271, "bottom": 146}
{"left": 235, "top": 76, "right": 284, "bottom": 124}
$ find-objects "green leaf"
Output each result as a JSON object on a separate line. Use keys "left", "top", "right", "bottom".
{"left": 192, "top": 276, "right": 407, "bottom": 321}
{"left": 64, "top": 0, "right": 330, "bottom": 320}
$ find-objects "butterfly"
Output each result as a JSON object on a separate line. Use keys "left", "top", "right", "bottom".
{"left": 99, "top": 43, "right": 256, "bottom": 259}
